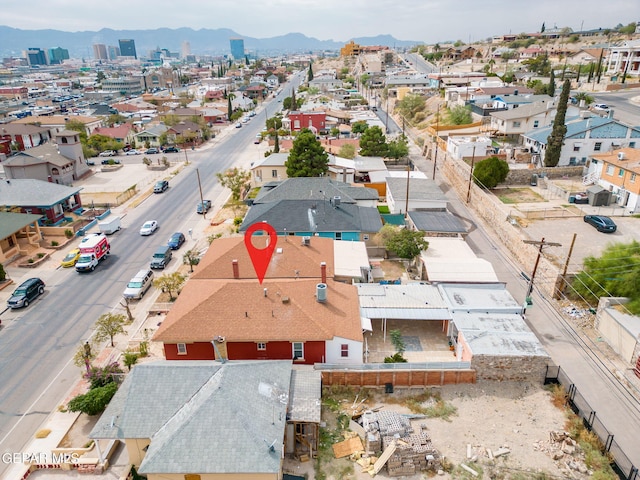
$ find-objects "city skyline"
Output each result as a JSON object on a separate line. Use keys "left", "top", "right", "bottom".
{"left": 1, "top": 0, "right": 634, "bottom": 45}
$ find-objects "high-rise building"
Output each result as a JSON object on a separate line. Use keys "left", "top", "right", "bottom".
{"left": 230, "top": 38, "right": 244, "bottom": 60}
{"left": 181, "top": 41, "right": 191, "bottom": 59}
{"left": 48, "top": 47, "right": 69, "bottom": 65}
{"left": 25, "top": 48, "right": 47, "bottom": 66}
{"left": 93, "top": 44, "right": 108, "bottom": 61}
{"left": 108, "top": 45, "right": 120, "bottom": 60}
{"left": 118, "top": 39, "right": 137, "bottom": 59}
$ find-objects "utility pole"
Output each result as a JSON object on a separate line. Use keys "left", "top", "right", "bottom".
{"left": 432, "top": 104, "right": 440, "bottom": 180}
{"left": 196, "top": 168, "right": 206, "bottom": 220}
{"left": 466, "top": 145, "right": 476, "bottom": 204}
{"left": 555, "top": 233, "right": 577, "bottom": 299}
{"left": 523, "top": 238, "right": 561, "bottom": 310}
{"left": 404, "top": 164, "right": 411, "bottom": 219}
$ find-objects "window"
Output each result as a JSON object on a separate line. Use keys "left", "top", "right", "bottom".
{"left": 341, "top": 344, "right": 349, "bottom": 357}
{"left": 630, "top": 142, "right": 636, "bottom": 148}
{"left": 631, "top": 173, "right": 637, "bottom": 183}
{"left": 569, "top": 157, "right": 577, "bottom": 165}
{"left": 363, "top": 234, "right": 369, "bottom": 241}
{"left": 606, "top": 165, "right": 614, "bottom": 175}
{"left": 618, "top": 169, "right": 624, "bottom": 177}
{"left": 177, "top": 343, "right": 187, "bottom": 355}
{"left": 292, "top": 342, "right": 304, "bottom": 360}
{"left": 271, "top": 169, "right": 278, "bottom": 178}
{"left": 335, "top": 232, "right": 342, "bottom": 240}
{"left": 533, "top": 120, "right": 539, "bottom": 128}
{"left": 594, "top": 142, "right": 602, "bottom": 151}
{"left": 573, "top": 145, "right": 580, "bottom": 152}
{"left": 512, "top": 121, "right": 521, "bottom": 128}
{"left": 257, "top": 342, "right": 266, "bottom": 351}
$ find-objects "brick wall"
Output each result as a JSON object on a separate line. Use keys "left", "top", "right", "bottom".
{"left": 319, "top": 368, "right": 476, "bottom": 387}
{"left": 471, "top": 354, "right": 550, "bottom": 382}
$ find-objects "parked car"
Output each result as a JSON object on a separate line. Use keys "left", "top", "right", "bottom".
{"left": 254, "top": 134, "right": 262, "bottom": 144}
{"left": 123, "top": 268, "right": 154, "bottom": 300}
{"left": 235, "top": 123, "right": 242, "bottom": 128}
{"left": 60, "top": 248, "right": 81, "bottom": 268}
{"left": 146, "top": 147, "right": 160, "bottom": 154}
{"left": 85, "top": 159, "right": 96, "bottom": 166}
{"left": 154, "top": 180, "right": 169, "bottom": 193}
{"left": 101, "top": 158, "right": 121, "bottom": 165}
{"left": 7, "top": 277, "right": 45, "bottom": 309}
{"left": 167, "top": 232, "right": 186, "bottom": 250}
{"left": 125, "top": 149, "right": 141, "bottom": 155}
{"left": 593, "top": 103, "right": 609, "bottom": 111}
{"left": 196, "top": 199, "right": 212, "bottom": 214}
{"left": 139, "top": 220, "right": 159, "bottom": 236}
{"left": 584, "top": 215, "right": 617, "bottom": 233}
{"left": 163, "top": 146, "right": 180, "bottom": 153}
{"left": 98, "top": 150, "right": 116, "bottom": 157}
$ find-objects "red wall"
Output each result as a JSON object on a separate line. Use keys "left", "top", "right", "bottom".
{"left": 163, "top": 340, "right": 326, "bottom": 364}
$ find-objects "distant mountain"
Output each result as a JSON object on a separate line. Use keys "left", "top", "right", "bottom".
{"left": 0, "top": 26, "right": 422, "bottom": 59}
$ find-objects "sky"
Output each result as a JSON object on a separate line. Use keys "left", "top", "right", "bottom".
{"left": 2, "top": 0, "right": 636, "bottom": 44}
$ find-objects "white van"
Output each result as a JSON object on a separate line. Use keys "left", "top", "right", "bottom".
{"left": 123, "top": 269, "right": 154, "bottom": 300}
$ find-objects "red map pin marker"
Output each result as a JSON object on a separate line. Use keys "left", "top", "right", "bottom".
{"left": 244, "top": 222, "right": 278, "bottom": 284}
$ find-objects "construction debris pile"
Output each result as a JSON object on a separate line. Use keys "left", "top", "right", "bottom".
{"left": 533, "top": 431, "right": 592, "bottom": 477}
{"left": 340, "top": 410, "right": 442, "bottom": 477}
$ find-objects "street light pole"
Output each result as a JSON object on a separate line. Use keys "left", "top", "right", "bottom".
{"left": 432, "top": 104, "right": 440, "bottom": 180}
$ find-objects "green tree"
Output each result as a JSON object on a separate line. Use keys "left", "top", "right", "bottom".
{"left": 473, "top": 156, "right": 509, "bottom": 189}
{"left": 574, "top": 92, "right": 594, "bottom": 105}
{"left": 523, "top": 54, "right": 551, "bottom": 75}
{"left": 273, "top": 131, "right": 280, "bottom": 153}
{"left": 395, "top": 93, "right": 426, "bottom": 122}
{"left": 545, "top": 79, "right": 571, "bottom": 167}
{"left": 153, "top": 272, "right": 186, "bottom": 301}
{"left": 0, "top": 263, "right": 6, "bottom": 281}
{"left": 96, "top": 71, "right": 106, "bottom": 83}
{"left": 526, "top": 79, "right": 548, "bottom": 95}
{"left": 285, "top": 128, "right": 329, "bottom": 177}
{"left": 67, "top": 382, "right": 118, "bottom": 416}
{"left": 359, "top": 125, "right": 388, "bottom": 157}
{"left": 338, "top": 143, "right": 356, "bottom": 159}
{"left": 351, "top": 120, "right": 369, "bottom": 135}
{"left": 547, "top": 69, "right": 556, "bottom": 96}
{"left": 386, "top": 135, "right": 409, "bottom": 162}
{"left": 216, "top": 167, "right": 252, "bottom": 202}
{"left": 571, "top": 241, "right": 640, "bottom": 314}
{"left": 385, "top": 228, "right": 429, "bottom": 260}
{"left": 618, "top": 22, "right": 637, "bottom": 35}
{"left": 94, "top": 313, "right": 127, "bottom": 347}
{"left": 183, "top": 249, "right": 200, "bottom": 273}
{"left": 227, "top": 93, "right": 235, "bottom": 119}
{"left": 307, "top": 62, "right": 313, "bottom": 81}
{"left": 266, "top": 115, "right": 283, "bottom": 131}
{"left": 105, "top": 114, "right": 126, "bottom": 127}
{"left": 448, "top": 105, "right": 472, "bottom": 125}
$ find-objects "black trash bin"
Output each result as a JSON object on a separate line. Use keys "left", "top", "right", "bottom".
{"left": 385, "top": 383, "right": 394, "bottom": 394}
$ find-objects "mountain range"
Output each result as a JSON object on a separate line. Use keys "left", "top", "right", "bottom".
{"left": 0, "top": 26, "right": 422, "bottom": 59}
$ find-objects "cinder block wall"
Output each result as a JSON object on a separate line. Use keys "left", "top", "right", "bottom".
{"left": 471, "top": 354, "right": 550, "bottom": 382}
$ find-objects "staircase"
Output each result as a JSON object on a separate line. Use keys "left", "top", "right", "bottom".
{"left": 582, "top": 171, "right": 598, "bottom": 186}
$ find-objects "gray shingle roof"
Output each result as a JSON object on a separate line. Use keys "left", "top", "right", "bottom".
{"left": 386, "top": 177, "right": 447, "bottom": 202}
{"left": 408, "top": 211, "right": 467, "bottom": 234}
{"left": 4, "top": 143, "right": 74, "bottom": 168}
{"left": 91, "top": 360, "right": 293, "bottom": 475}
{"left": 0, "top": 178, "right": 82, "bottom": 207}
{"left": 240, "top": 200, "right": 382, "bottom": 234}
{"left": 254, "top": 177, "right": 378, "bottom": 204}
{"left": 287, "top": 369, "right": 322, "bottom": 423}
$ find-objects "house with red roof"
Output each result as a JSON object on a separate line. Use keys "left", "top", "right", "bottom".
{"left": 152, "top": 236, "right": 363, "bottom": 365}
{"left": 91, "top": 124, "right": 136, "bottom": 146}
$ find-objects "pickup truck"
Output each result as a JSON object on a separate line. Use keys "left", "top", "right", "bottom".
{"left": 196, "top": 200, "right": 212, "bottom": 214}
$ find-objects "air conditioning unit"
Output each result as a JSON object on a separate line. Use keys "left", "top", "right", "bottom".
{"left": 618, "top": 152, "right": 625, "bottom": 160}
{"left": 302, "top": 236, "right": 311, "bottom": 246}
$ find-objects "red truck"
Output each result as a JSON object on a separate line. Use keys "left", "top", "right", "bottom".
{"left": 75, "top": 233, "right": 110, "bottom": 272}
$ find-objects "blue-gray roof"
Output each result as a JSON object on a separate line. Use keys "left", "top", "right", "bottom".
{"left": 408, "top": 211, "right": 467, "bottom": 234}
{"left": 522, "top": 117, "right": 633, "bottom": 144}
{"left": 254, "top": 177, "right": 378, "bottom": 204}
{"left": 0, "top": 211, "right": 44, "bottom": 239}
{"left": 0, "top": 178, "right": 82, "bottom": 207}
{"left": 240, "top": 199, "right": 382, "bottom": 234}
{"left": 386, "top": 177, "right": 448, "bottom": 203}
{"left": 90, "top": 360, "right": 293, "bottom": 475}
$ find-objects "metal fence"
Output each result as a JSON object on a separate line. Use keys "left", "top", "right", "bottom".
{"left": 545, "top": 365, "right": 639, "bottom": 480}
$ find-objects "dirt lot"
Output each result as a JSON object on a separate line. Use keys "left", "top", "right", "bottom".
{"left": 299, "top": 382, "right": 602, "bottom": 480}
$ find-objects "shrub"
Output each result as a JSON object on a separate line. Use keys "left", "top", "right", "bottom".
{"left": 67, "top": 382, "right": 118, "bottom": 416}
{"left": 86, "top": 362, "right": 123, "bottom": 389}
{"left": 233, "top": 217, "right": 243, "bottom": 226}
{"left": 0, "top": 263, "right": 6, "bottom": 281}
{"left": 35, "top": 429, "right": 51, "bottom": 439}
{"left": 28, "top": 258, "right": 34, "bottom": 264}
{"left": 142, "top": 157, "right": 151, "bottom": 166}
{"left": 51, "top": 241, "right": 59, "bottom": 247}
{"left": 64, "top": 229, "right": 74, "bottom": 238}
{"left": 37, "top": 253, "right": 45, "bottom": 258}
{"left": 123, "top": 351, "right": 139, "bottom": 371}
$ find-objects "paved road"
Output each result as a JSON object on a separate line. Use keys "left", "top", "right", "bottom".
{"left": 0, "top": 73, "right": 304, "bottom": 477}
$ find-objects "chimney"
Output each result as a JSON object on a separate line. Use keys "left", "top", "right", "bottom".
{"left": 232, "top": 259, "right": 239, "bottom": 279}
{"left": 320, "top": 261, "right": 327, "bottom": 283}
{"left": 264, "top": 288, "right": 268, "bottom": 297}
